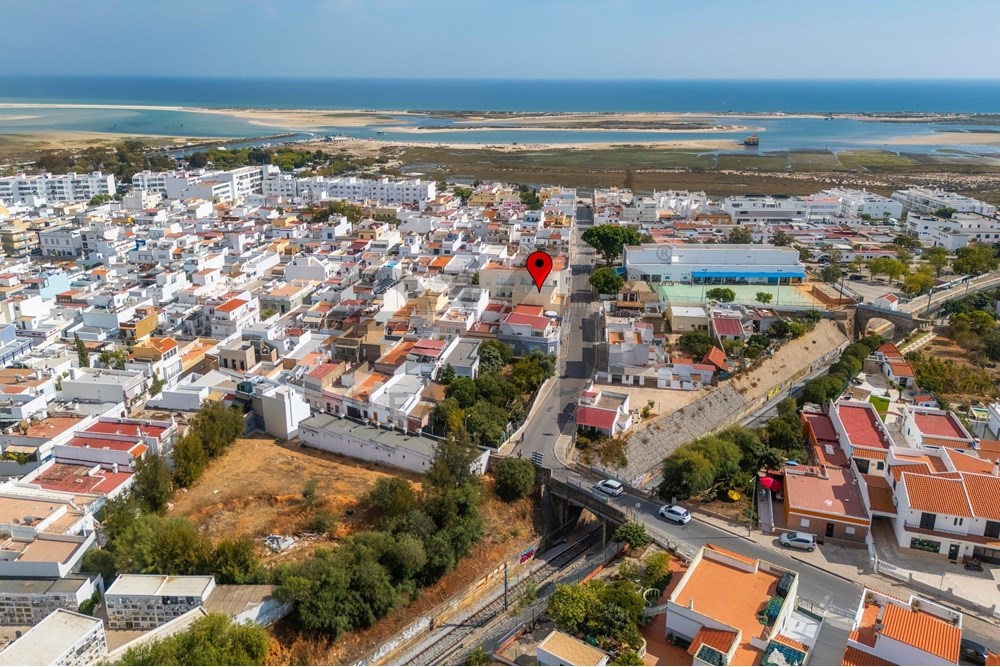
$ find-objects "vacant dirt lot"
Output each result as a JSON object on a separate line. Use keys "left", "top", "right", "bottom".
{"left": 167, "top": 435, "right": 424, "bottom": 560}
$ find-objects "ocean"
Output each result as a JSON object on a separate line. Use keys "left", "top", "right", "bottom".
{"left": 2, "top": 76, "right": 1000, "bottom": 152}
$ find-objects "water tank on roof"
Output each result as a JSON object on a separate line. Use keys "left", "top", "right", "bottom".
{"left": 544, "top": 310, "right": 558, "bottom": 318}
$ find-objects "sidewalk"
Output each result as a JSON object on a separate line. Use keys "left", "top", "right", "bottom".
{"left": 690, "top": 508, "right": 1000, "bottom": 629}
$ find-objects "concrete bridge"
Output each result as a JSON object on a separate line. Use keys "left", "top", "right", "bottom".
{"left": 543, "top": 474, "right": 629, "bottom": 549}
{"left": 852, "top": 303, "right": 928, "bottom": 339}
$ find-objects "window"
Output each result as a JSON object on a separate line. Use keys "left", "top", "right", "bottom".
{"left": 799, "top": 518, "right": 810, "bottom": 528}
{"left": 953, "top": 517, "right": 964, "bottom": 527}
{"left": 845, "top": 526, "right": 856, "bottom": 535}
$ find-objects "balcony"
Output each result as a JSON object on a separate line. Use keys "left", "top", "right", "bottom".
{"left": 904, "top": 522, "right": 999, "bottom": 546}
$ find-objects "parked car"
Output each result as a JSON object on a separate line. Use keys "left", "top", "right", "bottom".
{"left": 960, "top": 639, "right": 988, "bottom": 666}
{"left": 779, "top": 531, "right": 817, "bottom": 552}
{"left": 849, "top": 274, "right": 864, "bottom": 281}
{"left": 658, "top": 504, "right": 691, "bottom": 524}
{"left": 595, "top": 479, "right": 624, "bottom": 497}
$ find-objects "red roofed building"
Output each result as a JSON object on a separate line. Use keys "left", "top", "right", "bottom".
{"left": 499, "top": 304, "right": 560, "bottom": 355}
{"left": 26, "top": 461, "right": 133, "bottom": 499}
{"left": 899, "top": 405, "right": 975, "bottom": 451}
{"left": 702, "top": 346, "right": 730, "bottom": 372}
{"left": 831, "top": 401, "right": 896, "bottom": 459}
{"left": 575, "top": 387, "right": 631, "bottom": 437}
{"left": 846, "top": 588, "right": 961, "bottom": 666}
{"left": 711, "top": 315, "right": 747, "bottom": 345}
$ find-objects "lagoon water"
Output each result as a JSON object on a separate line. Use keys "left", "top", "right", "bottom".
{"left": 2, "top": 76, "right": 1000, "bottom": 152}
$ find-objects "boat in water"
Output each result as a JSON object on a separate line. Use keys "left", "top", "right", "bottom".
{"left": 743, "top": 134, "right": 759, "bottom": 146}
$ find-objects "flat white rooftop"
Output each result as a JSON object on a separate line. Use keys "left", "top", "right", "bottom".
{"left": 0, "top": 609, "right": 102, "bottom": 666}
{"left": 105, "top": 574, "right": 214, "bottom": 598}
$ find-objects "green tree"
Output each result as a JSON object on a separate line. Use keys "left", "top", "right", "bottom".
{"left": 464, "top": 400, "right": 509, "bottom": 447}
{"left": 893, "top": 235, "right": 921, "bottom": 251}
{"left": 133, "top": 454, "right": 173, "bottom": 514}
{"left": 924, "top": 246, "right": 949, "bottom": 277}
{"left": 770, "top": 229, "right": 793, "bottom": 246}
{"left": 191, "top": 401, "right": 244, "bottom": 458}
{"left": 426, "top": 436, "right": 482, "bottom": 490}
{"left": 365, "top": 476, "right": 418, "bottom": 523}
{"left": 590, "top": 266, "right": 626, "bottom": 294}
{"left": 74, "top": 333, "right": 90, "bottom": 368}
{"left": 211, "top": 536, "right": 263, "bottom": 585}
{"left": 478, "top": 340, "right": 511, "bottom": 373}
{"left": 438, "top": 363, "right": 456, "bottom": 385}
{"left": 464, "top": 647, "right": 491, "bottom": 666}
{"left": 755, "top": 291, "right": 773, "bottom": 305}
{"left": 494, "top": 458, "right": 536, "bottom": 502}
{"left": 768, "top": 319, "right": 791, "bottom": 338}
{"left": 677, "top": 330, "right": 714, "bottom": 359}
{"left": 81, "top": 548, "right": 118, "bottom": 588}
{"left": 114, "top": 514, "right": 211, "bottom": 575}
{"left": 511, "top": 354, "right": 555, "bottom": 393}
{"left": 172, "top": 432, "right": 208, "bottom": 488}
{"left": 446, "top": 376, "right": 479, "bottom": 409}
{"left": 934, "top": 206, "right": 957, "bottom": 219}
{"left": 799, "top": 375, "right": 845, "bottom": 406}
{"left": 432, "top": 397, "right": 465, "bottom": 436}
{"left": 611, "top": 650, "right": 645, "bottom": 666}
{"left": 613, "top": 522, "right": 652, "bottom": 547}
{"left": 658, "top": 448, "right": 716, "bottom": 498}
{"left": 582, "top": 224, "right": 644, "bottom": 265}
{"left": 884, "top": 258, "right": 908, "bottom": 284}
{"left": 99, "top": 349, "right": 128, "bottom": 370}
{"left": 706, "top": 287, "right": 736, "bottom": 302}
{"left": 820, "top": 263, "right": 843, "bottom": 284}
{"left": 984, "top": 328, "right": 1000, "bottom": 361}
{"left": 149, "top": 373, "right": 165, "bottom": 396}
{"left": 728, "top": 227, "right": 753, "bottom": 244}
{"left": 904, "top": 266, "right": 935, "bottom": 296}
{"left": 953, "top": 244, "right": 999, "bottom": 276}
{"left": 117, "top": 613, "right": 269, "bottom": 666}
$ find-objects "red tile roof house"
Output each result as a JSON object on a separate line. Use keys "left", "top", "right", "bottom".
{"left": 898, "top": 405, "right": 976, "bottom": 451}
{"left": 711, "top": 315, "right": 747, "bottom": 346}
{"left": 846, "top": 588, "right": 962, "bottom": 666}
{"left": 891, "top": 463, "right": 1000, "bottom": 562}
{"left": 575, "top": 388, "right": 632, "bottom": 438}
{"left": 783, "top": 464, "right": 871, "bottom": 544}
{"left": 830, "top": 400, "right": 897, "bottom": 462}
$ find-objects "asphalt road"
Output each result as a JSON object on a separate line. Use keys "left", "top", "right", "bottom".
{"left": 517, "top": 203, "right": 998, "bottom": 653}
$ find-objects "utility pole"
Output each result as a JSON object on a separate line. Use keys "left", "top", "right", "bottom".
{"left": 503, "top": 562, "right": 509, "bottom": 611}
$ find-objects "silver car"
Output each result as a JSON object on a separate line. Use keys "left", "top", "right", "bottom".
{"left": 779, "top": 531, "right": 816, "bottom": 552}
{"left": 595, "top": 479, "right": 624, "bottom": 497}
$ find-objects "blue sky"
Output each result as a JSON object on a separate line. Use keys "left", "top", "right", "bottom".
{"left": 4, "top": 0, "right": 1000, "bottom": 79}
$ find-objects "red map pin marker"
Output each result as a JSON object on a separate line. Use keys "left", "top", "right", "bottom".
{"left": 526, "top": 251, "right": 553, "bottom": 292}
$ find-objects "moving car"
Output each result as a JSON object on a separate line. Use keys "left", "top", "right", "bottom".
{"left": 658, "top": 504, "right": 691, "bottom": 524}
{"left": 595, "top": 479, "right": 624, "bottom": 497}
{"left": 778, "top": 531, "right": 817, "bottom": 552}
{"left": 960, "top": 639, "right": 988, "bottom": 666}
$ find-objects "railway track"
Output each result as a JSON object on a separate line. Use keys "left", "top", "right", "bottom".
{"left": 401, "top": 526, "right": 604, "bottom": 666}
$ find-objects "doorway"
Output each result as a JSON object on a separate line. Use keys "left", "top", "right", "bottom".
{"left": 948, "top": 543, "right": 960, "bottom": 561}
{"left": 825, "top": 523, "right": 835, "bottom": 538}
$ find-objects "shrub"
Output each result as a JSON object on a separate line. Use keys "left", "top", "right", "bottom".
{"left": 614, "top": 522, "right": 652, "bottom": 548}
{"left": 494, "top": 458, "right": 536, "bottom": 502}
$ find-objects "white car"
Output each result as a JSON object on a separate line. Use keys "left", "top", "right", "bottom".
{"left": 595, "top": 479, "right": 624, "bottom": 497}
{"left": 658, "top": 504, "right": 691, "bottom": 524}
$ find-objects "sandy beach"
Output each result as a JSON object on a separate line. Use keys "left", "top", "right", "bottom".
{"left": 875, "top": 131, "right": 1000, "bottom": 146}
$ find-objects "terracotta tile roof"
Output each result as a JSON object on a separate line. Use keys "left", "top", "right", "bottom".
{"left": 772, "top": 635, "right": 809, "bottom": 653}
{"left": 687, "top": 627, "right": 738, "bottom": 655}
{"left": 890, "top": 462, "right": 931, "bottom": 482}
{"left": 861, "top": 474, "right": 897, "bottom": 515}
{"left": 913, "top": 412, "right": 968, "bottom": 439}
{"left": 850, "top": 602, "right": 880, "bottom": 647}
{"left": 880, "top": 602, "right": 960, "bottom": 663}
{"left": 902, "top": 472, "right": 972, "bottom": 518}
{"left": 702, "top": 346, "right": 729, "bottom": 371}
{"left": 842, "top": 646, "right": 896, "bottom": 666}
{"left": 574, "top": 406, "right": 618, "bottom": 431}
{"left": 705, "top": 543, "right": 758, "bottom": 566}
{"left": 853, "top": 446, "right": 888, "bottom": 461}
{"left": 536, "top": 630, "right": 608, "bottom": 666}
{"left": 946, "top": 450, "right": 995, "bottom": 474}
{"left": 962, "top": 472, "right": 1000, "bottom": 521}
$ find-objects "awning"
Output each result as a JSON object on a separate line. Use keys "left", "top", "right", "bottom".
{"left": 4, "top": 445, "right": 36, "bottom": 455}
{"left": 761, "top": 476, "right": 783, "bottom": 492}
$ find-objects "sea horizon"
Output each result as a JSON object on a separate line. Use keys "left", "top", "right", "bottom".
{"left": 3, "top": 76, "right": 1000, "bottom": 114}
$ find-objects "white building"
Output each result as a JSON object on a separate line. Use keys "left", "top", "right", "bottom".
{"left": 260, "top": 170, "right": 436, "bottom": 205}
{"left": 0, "top": 172, "right": 115, "bottom": 204}
{"left": 299, "top": 413, "right": 490, "bottom": 476}
{"left": 105, "top": 574, "right": 216, "bottom": 630}
{"left": 821, "top": 188, "right": 904, "bottom": 219}
{"left": 722, "top": 195, "right": 808, "bottom": 225}
{"left": 845, "top": 588, "right": 961, "bottom": 666}
{"left": 39, "top": 226, "right": 84, "bottom": 258}
{"left": 891, "top": 187, "right": 996, "bottom": 217}
{"left": 0, "top": 609, "right": 107, "bottom": 666}
{"left": 908, "top": 211, "right": 1000, "bottom": 250}
{"left": 622, "top": 244, "right": 805, "bottom": 284}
